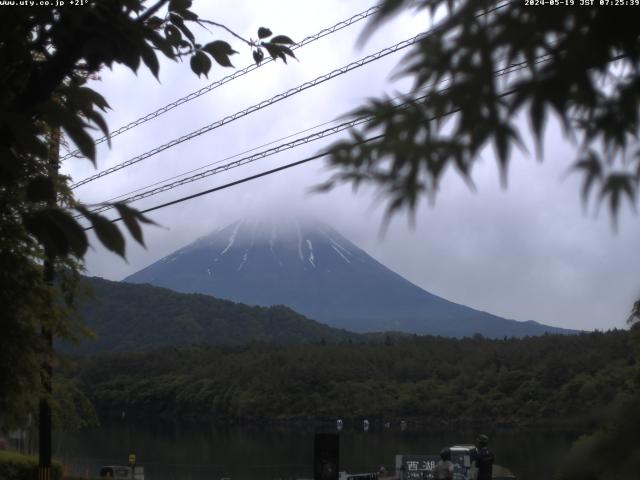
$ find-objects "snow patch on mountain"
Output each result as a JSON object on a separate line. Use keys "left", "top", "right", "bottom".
{"left": 331, "top": 245, "right": 351, "bottom": 263}
{"left": 306, "top": 239, "right": 316, "bottom": 268}
{"left": 238, "top": 250, "right": 249, "bottom": 271}
{"left": 322, "top": 230, "right": 352, "bottom": 256}
{"left": 220, "top": 221, "right": 242, "bottom": 256}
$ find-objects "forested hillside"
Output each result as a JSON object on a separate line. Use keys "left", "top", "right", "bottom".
{"left": 125, "top": 219, "right": 574, "bottom": 338}
{"left": 62, "top": 277, "right": 361, "bottom": 354}
{"left": 65, "top": 329, "right": 637, "bottom": 425}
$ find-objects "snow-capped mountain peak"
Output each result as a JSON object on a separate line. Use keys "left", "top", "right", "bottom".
{"left": 124, "top": 218, "right": 573, "bottom": 337}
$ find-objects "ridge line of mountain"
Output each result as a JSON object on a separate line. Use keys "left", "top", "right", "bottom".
{"left": 122, "top": 218, "right": 576, "bottom": 338}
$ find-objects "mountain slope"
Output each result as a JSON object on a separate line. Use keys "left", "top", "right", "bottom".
{"left": 124, "top": 219, "right": 574, "bottom": 338}
{"left": 64, "top": 276, "right": 362, "bottom": 354}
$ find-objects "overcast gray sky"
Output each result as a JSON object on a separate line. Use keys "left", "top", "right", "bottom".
{"left": 61, "top": 0, "right": 639, "bottom": 332}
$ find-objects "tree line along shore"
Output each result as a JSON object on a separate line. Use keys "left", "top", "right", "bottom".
{"left": 61, "top": 328, "right": 638, "bottom": 425}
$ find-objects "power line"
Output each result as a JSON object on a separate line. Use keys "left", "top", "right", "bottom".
{"left": 71, "top": 1, "right": 514, "bottom": 189}
{"left": 84, "top": 57, "right": 551, "bottom": 229}
{"left": 82, "top": 145, "right": 368, "bottom": 230}
{"left": 83, "top": 52, "right": 548, "bottom": 216}
{"left": 102, "top": 117, "right": 342, "bottom": 204}
{"left": 70, "top": 30, "right": 433, "bottom": 189}
{"left": 81, "top": 116, "right": 371, "bottom": 216}
{"left": 60, "top": 5, "right": 382, "bottom": 162}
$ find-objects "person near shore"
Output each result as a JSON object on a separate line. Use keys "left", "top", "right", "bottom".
{"left": 435, "top": 447, "right": 454, "bottom": 480}
{"left": 474, "top": 434, "right": 494, "bottom": 480}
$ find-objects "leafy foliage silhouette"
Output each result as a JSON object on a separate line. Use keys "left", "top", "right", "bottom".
{"left": 0, "top": 0, "right": 292, "bottom": 426}
{"left": 324, "top": 0, "right": 640, "bottom": 226}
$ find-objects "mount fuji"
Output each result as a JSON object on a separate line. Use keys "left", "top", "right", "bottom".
{"left": 124, "top": 218, "right": 572, "bottom": 338}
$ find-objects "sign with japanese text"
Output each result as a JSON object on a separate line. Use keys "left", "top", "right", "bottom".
{"left": 396, "top": 455, "right": 440, "bottom": 480}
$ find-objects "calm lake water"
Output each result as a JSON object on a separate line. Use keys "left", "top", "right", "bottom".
{"left": 55, "top": 420, "right": 584, "bottom": 480}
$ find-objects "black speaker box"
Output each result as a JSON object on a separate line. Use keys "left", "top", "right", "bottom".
{"left": 314, "top": 433, "right": 340, "bottom": 480}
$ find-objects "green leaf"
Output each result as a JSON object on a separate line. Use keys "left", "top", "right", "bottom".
{"left": 629, "top": 300, "right": 640, "bottom": 324}
{"left": 37, "top": 100, "right": 97, "bottom": 161}
{"left": 202, "top": 40, "right": 237, "bottom": 68}
{"left": 26, "top": 176, "right": 56, "bottom": 203}
{"left": 598, "top": 173, "right": 637, "bottom": 223}
{"left": 253, "top": 49, "right": 264, "bottom": 65}
{"left": 146, "top": 16, "right": 164, "bottom": 30}
{"left": 529, "top": 95, "right": 546, "bottom": 157}
{"left": 49, "top": 210, "right": 89, "bottom": 258}
{"left": 23, "top": 208, "right": 88, "bottom": 258}
{"left": 169, "top": 12, "right": 195, "bottom": 43}
{"left": 82, "top": 37, "right": 113, "bottom": 70}
{"left": 270, "top": 35, "right": 294, "bottom": 45}
{"left": 262, "top": 42, "right": 296, "bottom": 63}
{"left": 140, "top": 43, "right": 160, "bottom": 78}
{"left": 64, "top": 123, "right": 95, "bottom": 162}
{"left": 147, "top": 29, "right": 175, "bottom": 58}
{"left": 190, "top": 50, "right": 211, "bottom": 78}
{"left": 84, "top": 109, "right": 110, "bottom": 144}
{"left": 573, "top": 151, "right": 603, "bottom": 203}
{"left": 76, "top": 87, "right": 110, "bottom": 112}
{"left": 181, "top": 10, "right": 198, "bottom": 21}
{"left": 116, "top": 36, "right": 141, "bottom": 72}
{"left": 257, "top": 27, "right": 272, "bottom": 39}
{"left": 164, "top": 25, "right": 182, "bottom": 46}
{"left": 279, "top": 45, "right": 296, "bottom": 61}
{"left": 9, "top": 122, "right": 49, "bottom": 159}
{"left": 169, "top": 0, "right": 192, "bottom": 13}
{"left": 23, "top": 210, "right": 66, "bottom": 257}
{"left": 263, "top": 42, "right": 285, "bottom": 62}
{"left": 114, "top": 203, "right": 157, "bottom": 247}
{"left": 77, "top": 207, "right": 126, "bottom": 258}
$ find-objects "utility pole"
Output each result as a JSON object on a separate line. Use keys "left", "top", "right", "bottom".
{"left": 39, "top": 126, "right": 60, "bottom": 480}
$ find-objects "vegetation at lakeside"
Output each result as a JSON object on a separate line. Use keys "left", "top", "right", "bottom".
{"left": 63, "top": 328, "right": 638, "bottom": 425}
{"left": 0, "top": 450, "right": 101, "bottom": 480}
{"left": 1, "top": 0, "right": 295, "bottom": 431}
{"left": 0, "top": 451, "right": 63, "bottom": 480}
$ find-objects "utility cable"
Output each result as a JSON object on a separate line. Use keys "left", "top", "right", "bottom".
{"left": 102, "top": 117, "right": 342, "bottom": 204}
{"left": 60, "top": 5, "right": 383, "bottom": 162}
{"left": 81, "top": 116, "right": 372, "bottom": 216}
{"left": 71, "top": 1, "right": 513, "bottom": 188}
{"left": 98, "top": 28, "right": 529, "bottom": 207}
{"left": 82, "top": 146, "right": 361, "bottom": 230}
{"left": 83, "top": 58, "right": 550, "bottom": 229}
{"left": 81, "top": 52, "right": 549, "bottom": 217}
{"left": 70, "top": 30, "right": 434, "bottom": 189}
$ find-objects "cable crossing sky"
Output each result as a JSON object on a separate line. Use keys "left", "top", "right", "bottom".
{"left": 71, "top": 1, "right": 514, "bottom": 189}
{"left": 71, "top": 29, "right": 434, "bottom": 189}
{"left": 90, "top": 1, "right": 517, "bottom": 208}
{"left": 83, "top": 52, "right": 551, "bottom": 221}
{"left": 60, "top": 4, "right": 383, "bottom": 162}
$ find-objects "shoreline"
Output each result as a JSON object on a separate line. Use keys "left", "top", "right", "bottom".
{"left": 94, "top": 411, "right": 596, "bottom": 432}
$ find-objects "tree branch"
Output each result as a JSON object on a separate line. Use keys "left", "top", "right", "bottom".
{"left": 137, "top": 0, "right": 169, "bottom": 23}
{"left": 196, "top": 19, "right": 252, "bottom": 46}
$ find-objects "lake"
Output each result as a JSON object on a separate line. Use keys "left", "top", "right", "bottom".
{"left": 55, "top": 420, "right": 584, "bottom": 480}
